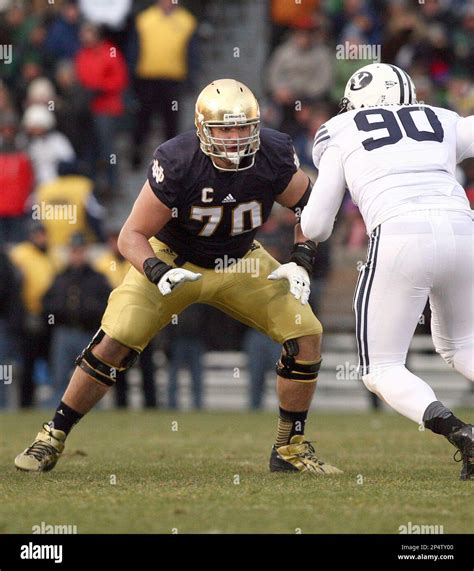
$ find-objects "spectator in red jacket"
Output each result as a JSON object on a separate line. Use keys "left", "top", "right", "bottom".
{"left": 0, "top": 111, "right": 34, "bottom": 244}
{"left": 75, "top": 23, "right": 128, "bottom": 194}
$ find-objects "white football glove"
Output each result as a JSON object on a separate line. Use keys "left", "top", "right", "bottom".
{"left": 158, "top": 268, "right": 202, "bottom": 296}
{"left": 267, "top": 262, "right": 311, "bottom": 305}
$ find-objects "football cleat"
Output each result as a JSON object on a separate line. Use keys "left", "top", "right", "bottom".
{"left": 448, "top": 424, "right": 473, "bottom": 481}
{"left": 15, "top": 423, "right": 66, "bottom": 472}
{"left": 269, "top": 435, "right": 343, "bottom": 475}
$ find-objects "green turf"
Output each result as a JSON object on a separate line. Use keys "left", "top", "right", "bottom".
{"left": 0, "top": 410, "right": 472, "bottom": 534}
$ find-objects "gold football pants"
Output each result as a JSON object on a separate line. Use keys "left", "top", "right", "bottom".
{"left": 101, "top": 238, "right": 322, "bottom": 353}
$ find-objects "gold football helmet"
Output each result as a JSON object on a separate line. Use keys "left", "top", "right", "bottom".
{"left": 195, "top": 79, "right": 260, "bottom": 171}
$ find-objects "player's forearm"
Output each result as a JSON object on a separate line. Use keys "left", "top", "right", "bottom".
{"left": 301, "top": 209, "right": 335, "bottom": 243}
{"left": 117, "top": 182, "right": 173, "bottom": 274}
{"left": 300, "top": 179, "right": 339, "bottom": 241}
{"left": 300, "top": 189, "right": 339, "bottom": 242}
{"left": 302, "top": 146, "right": 346, "bottom": 242}
{"left": 117, "top": 228, "right": 158, "bottom": 275}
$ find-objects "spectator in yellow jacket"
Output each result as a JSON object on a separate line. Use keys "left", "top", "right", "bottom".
{"left": 9, "top": 222, "right": 56, "bottom": 407}
{"left": 33, "top": 163, "right": 106, "bottom": 253}
{"left": 130, "top": 0, "right": 199, "bottom": 169}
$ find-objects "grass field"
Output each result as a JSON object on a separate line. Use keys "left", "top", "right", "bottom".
{"left": 0, "top": 409, "right": 472, "bottom": 534}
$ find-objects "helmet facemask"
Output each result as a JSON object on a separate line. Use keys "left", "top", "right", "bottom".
{"left": 197, "top": 116, "right": 260, "bottom": 171}
{"left": 338, "top": 96, "right": 353, "bottom": 114}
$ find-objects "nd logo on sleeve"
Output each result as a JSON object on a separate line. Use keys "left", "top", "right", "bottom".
{"left": 152, "top": 159, "right": 165, "bottom": 184}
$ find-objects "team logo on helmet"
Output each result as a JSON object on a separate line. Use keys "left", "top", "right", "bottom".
{"left": 350, "top": 71, "right": 373, "bottom": 91}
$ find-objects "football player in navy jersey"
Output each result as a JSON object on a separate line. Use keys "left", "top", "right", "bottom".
{"left": 15, "top": 79, "right": 342, "bottom": 476}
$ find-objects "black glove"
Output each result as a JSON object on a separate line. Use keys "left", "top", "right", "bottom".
{"left": 289, "top": 241, "right": 317, "bottom": 276}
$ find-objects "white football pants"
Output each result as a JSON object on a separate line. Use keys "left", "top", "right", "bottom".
{"left": 354, "top": 210, "right": 473, "bottom": 423}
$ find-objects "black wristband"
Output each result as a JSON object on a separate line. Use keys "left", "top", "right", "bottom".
{"left": 143, "top": 257, "right": 172, "bottom": 284}
{"left": 289, "top": 241, "right": 317, "bottom": 275}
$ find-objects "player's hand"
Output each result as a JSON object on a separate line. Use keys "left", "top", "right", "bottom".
{"left": 267, "top": 262, "right": 310, "bottom": 305}
{"left": 158, "top": 268, "right": 202, "bottom": 296}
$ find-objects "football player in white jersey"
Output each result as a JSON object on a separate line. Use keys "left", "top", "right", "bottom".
{"left": 301, "top": 63, "right": 473, "bottom": 480}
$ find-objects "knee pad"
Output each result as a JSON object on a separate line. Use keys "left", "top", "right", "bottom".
{"left": 75, "top": 329, "right": 139, "bottom": 387}
{"left": 276, "top": 338, "right": 321, "bottom": 383}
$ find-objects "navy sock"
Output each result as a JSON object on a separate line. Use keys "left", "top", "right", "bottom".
{"left": 424, "top": 415, "right": 466, "bottom": 437}
{"left": 423, "top": 401, "right": 466, "bottom": 436}
{"left": 51, "top": 401, "right": 83, "bottom": 435}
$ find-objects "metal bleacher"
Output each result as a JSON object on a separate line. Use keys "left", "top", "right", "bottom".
{"left": 119, "top": 334, "right": 472, "bottom": 412}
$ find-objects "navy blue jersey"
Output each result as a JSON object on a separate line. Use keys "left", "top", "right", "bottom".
{"left": 147, "top": 128, "right": 298, "bottom": 268}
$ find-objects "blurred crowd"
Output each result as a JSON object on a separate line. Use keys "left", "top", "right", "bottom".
{"left": 0, "top": 0, "right": 472, "bottom": 410}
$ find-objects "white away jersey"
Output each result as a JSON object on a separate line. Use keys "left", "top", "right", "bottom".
{"left": 312, "top": 104, "right": 473, "bottom": 232}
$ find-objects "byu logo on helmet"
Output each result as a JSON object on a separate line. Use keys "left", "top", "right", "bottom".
{"left": 350, "top": 71, "right": 373, "bottom": 91}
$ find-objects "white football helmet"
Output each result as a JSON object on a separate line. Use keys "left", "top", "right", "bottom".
{"left": 339, "top": 63, "right": 417, "bottom": 113}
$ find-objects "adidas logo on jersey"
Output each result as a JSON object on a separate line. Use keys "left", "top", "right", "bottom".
{"left": 222, "top": 194, "right": 236, "bottom": 203}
